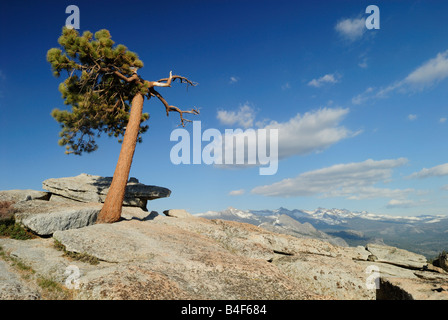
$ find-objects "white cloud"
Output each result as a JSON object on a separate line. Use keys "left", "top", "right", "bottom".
{"left": 352, "top": 87, "right": 373, "bottom": 105}
{"left": 378, "top": 49, "right": 448, "bottom": 98}
{"left": 229, "top": 189, "right": 245, "bottom": 196}
{"left": 440, "top": 117, "right": 447, "bottom": 123}
{"left": 219, "top": 107, "right": 356, "bottom": 160}
{"left": 386, "top": 199, "right": 419, "bottom": 209}
{"left": 229, "top": 76, "right": 239, "bottom": 84}
{"left": 251, "top": 158, "right": 410, "bottom": 199}
{"left": 408, "top": 163, "right": 448, "bottom": 179}
{"left": 335, "top": 17, "right": 366, "bottom": 42}
{"left": 264, "top": 107, "right": 357, "bottom": 160}
{"left": 308, "top": 73, "right": 339, "bottom": 88}
{"left": 405, "top": 50, "right": 448, "bottom": 88}
{"left": 353, "top": 49, "right": 448, "bottom": 104}
{"left": 213, "top": 107, "right": 358, "bottom": 170}
{"left": 217, "top": 104, "right": 255, "bottom": 128}
{"left": 408, "top": 114, "right": 418, "bottom": 121}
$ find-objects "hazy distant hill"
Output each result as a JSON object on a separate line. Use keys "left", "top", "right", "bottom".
{"left": 196, "top": 207, "right": 448, "bottom": 258}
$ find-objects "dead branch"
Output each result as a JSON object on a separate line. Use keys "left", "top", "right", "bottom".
{"left": 147, "top": 71, "right": 198, "bottom": 89}
{"left": 149, "top": 88, "right": 199, "bottom": 126}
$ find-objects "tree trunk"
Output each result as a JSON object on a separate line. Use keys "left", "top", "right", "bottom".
{"left": 96, "top": 93, "right": 144, "bottom": 223}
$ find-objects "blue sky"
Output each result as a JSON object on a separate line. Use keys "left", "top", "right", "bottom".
{"left": 1, "top": 0, "right": 448, "bottom": 216}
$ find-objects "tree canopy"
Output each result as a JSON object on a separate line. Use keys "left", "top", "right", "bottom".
{"left": 47, "top": 28, "right": 151, "bottom": 155}
{"left": 47, "top": 28, "right": 152, "bottom": 154}
{"left": 48, "top": 27, "right": 198, "bottom": 155}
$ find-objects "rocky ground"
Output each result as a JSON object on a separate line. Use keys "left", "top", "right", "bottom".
{"left": 0, "top": 175, "right": 447, "bottom": 300}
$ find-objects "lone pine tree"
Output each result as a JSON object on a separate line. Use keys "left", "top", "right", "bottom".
{"left": 48, "top": 27, "right": 198, "bottom": 223}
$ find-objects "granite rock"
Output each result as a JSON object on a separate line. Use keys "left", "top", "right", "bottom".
{"left": 42, "top": 173, "right": 171, "bottom": 209}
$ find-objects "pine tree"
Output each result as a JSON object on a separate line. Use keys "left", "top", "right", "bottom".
{"left": 48, "top": 27, "right": 198, "bottom": 223}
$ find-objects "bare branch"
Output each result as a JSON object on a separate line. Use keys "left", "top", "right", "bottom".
{"left": 150, "top": 88, "right": 199, "bottom": 126}
{"left": 150, "top": 71, "right": 173, "bottom": 88}
{"left": 147, "top": 71, "right": 198, "bottom": 89}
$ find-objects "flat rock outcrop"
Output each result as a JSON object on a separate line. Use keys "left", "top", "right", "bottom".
{"left": 13, "top": 200, "right": 102, "bottom": 236}
{"left": 365, "top": 243, "right": 427, "bottom": 269}
{"left": 0, "top": 192, "right": 448, "bottom": 300}
{"left": 0, "top": 202, "right": 447, "bottom": 300}
{"left": 42, "top": 173, "right": 171, "bottom": 209}
{"left": 0, "top": 173, "right": 171, "bottom": 235}
{"left": 0, "top": 259, "right": 40, "bottom": 300}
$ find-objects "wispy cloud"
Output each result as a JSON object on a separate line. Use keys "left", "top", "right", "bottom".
{"left": 229, "top": 189, "right": 245, "bottom": 196}
{"left": 251, "top": 158, "right": 410, "bottom": 200}
{"left": 408, "top": 114, "right": 418, "bottom": 121}
{"left": 354, "top": 50, "right": 448, "bottom": 104}
{"left": 408, "top": 163, "right": 448, "bottom": 179}
{"left": 352, "top": 87, "right": 373, "bottom": 105}
{"left": 335, "top": 17, "right": 366, "bottom": 42}
{"left": 377, "top": 50, "right": 448, "bottom": 97}
{"left": 229, "top": 76, "right": 239, "bottom": 84}
{"left": 217, "top": 104, "right": 256, "bottom": 128}
{"left": 308, "top": 73, "right": 340, "bottom": 88}
{"left": 386, "top": 199, "right": 421, "bottom": 209}
{"left": 403, "top": 50, "right": 448, "bottom": 89}
{"left": 440, "top": 117, "right": 447, "bottom": 123}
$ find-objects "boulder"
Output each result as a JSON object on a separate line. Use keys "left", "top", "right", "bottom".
{"left": 434, "top": 252, "right": 448, "bottom": 272}
{"left": 42, "top": 173, "right": 171, "bottom": 209}
{"left": 163, "top": 209, "right": 193, "bottom": 218}
{"left": 13, "top": 200, "right": 101, "bottom": 236}
{"left": 120, "top": 207, "right": 155, "bottom": 221}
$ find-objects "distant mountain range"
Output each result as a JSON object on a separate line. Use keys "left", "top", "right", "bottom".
{"left": 195, "top": 207, "right": 448, "bottom": 259}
